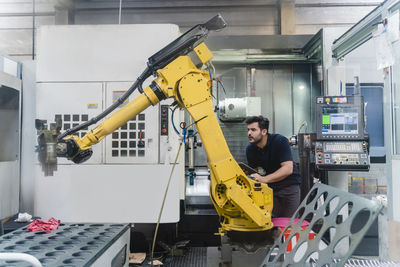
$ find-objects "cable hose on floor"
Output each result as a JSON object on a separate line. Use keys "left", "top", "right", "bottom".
{"left": 150, "top": 142, "right": 183, "bottom": 266}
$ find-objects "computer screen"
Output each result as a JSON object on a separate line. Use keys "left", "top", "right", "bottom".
{"left": 321, "top": 106, "right": 358, "bottom": 135}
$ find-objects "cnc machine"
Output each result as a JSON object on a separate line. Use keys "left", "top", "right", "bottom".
{"left": 36, "top": 15, "right": 274, "bottom": 237}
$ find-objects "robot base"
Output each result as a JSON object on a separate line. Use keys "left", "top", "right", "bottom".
{"left": 207, "top": 229, "right": 280, "bottom": 267}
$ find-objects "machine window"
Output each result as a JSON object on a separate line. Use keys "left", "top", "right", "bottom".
{"left": 81, "top": 114, "right": 89, "bottom": 121}
{"left": 138, "top": 141, "right": 145, "bottom": 148}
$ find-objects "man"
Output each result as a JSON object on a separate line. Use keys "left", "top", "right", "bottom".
{"left": 245, "top": 115, "right": 301, "bottom": 218}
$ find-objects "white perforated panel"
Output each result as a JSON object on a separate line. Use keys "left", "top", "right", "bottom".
{"left": 104, "top": 82, "right": 159, "bottom": 164}
{"left": 36, "top": 82, "right": 104, "bottom": 164}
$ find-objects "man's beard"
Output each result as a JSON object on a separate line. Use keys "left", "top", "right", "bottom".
{"left": 249, "top": 134, "right": 262, "bottom": 144}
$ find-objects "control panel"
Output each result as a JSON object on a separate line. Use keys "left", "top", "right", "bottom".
{"left": 160, "top": 105, "right": 169, "bottom": 136}
{"left": 315, "top": 141, "right": 369, "bottom": 170}
{"left": 316, "top": 95, "right": 365, "bottom": 140}
{"left": 315, "top": 95, "right": 370, "bottom": 171}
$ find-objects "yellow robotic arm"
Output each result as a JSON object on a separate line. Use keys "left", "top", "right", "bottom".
{"left": 36, "top": 15, "right": 273, "bottom": 234}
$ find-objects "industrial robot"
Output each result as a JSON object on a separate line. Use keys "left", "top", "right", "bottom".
{"left": 36, "top": 15, "right": 277, "bottom": 265}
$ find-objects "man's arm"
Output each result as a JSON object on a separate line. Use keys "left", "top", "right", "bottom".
{"left": 251, "top": 161, "right": 293, "bottom": 183}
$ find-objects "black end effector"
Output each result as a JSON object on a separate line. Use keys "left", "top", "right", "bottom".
{"left": 146, "top": 14, "right": 227, "bottom": 73}
{"left": 57, "top": 138, "right": 93, "bottom": 164}
{"left": 71, "top": 149, "right": 93, "bottom": 164}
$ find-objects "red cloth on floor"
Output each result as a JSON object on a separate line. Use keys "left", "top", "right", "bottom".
{"left": 272, "top": 217, "right": 310, "bottom": 228}
{"left": 26, "top": 217, "right": 60, "bottom": 232}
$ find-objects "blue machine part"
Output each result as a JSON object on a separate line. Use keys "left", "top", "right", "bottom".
{"left": 347, "top": 84, "right": 385, "bottom": 158}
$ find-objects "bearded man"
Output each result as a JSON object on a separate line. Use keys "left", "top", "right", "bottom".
{"left": 245, "top": 116, "right": 302, "bottom": 218}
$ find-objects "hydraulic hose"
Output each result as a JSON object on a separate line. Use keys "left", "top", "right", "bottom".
{"left": 58, "top": 67, "right": 152, "bottom": 141}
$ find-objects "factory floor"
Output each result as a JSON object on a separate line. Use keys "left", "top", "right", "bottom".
{"left": 129, "top": 247, "right": 207, "bottom": 267}
{"left": 128, "top": 247, "right": 400, "bottom": 267}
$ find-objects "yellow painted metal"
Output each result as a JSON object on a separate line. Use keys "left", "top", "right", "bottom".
{"left": 77, "top": 88, "right": 159, "bottom": 150}
{"left": 65, "top": 42, "right": 273, "bottom": 234}
{"left": 226, "top": 184, "right": 268, "bottom": 226}
{"left": 194, "top": 42, "right": 213, "bottom": 64}
{"left": 143, "top": 86, "right": 161, "bottom": 106}
{"left": 178, "top": 72, "right": 273, "bottom": 232}
{"left": 156, "top": 56, "right": 198, "bottom": 99}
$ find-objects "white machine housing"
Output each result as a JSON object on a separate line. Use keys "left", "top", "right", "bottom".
{"left": 35, "top": 24, "right": 184, "bottom": 223}
{"left": 0, "top": 55, "right": 21, "bottom": 220}
{"left": 218, "top": 97, "right": 261, "bottom": 121}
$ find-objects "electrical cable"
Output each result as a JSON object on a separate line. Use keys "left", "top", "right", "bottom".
{"left": 171, "top": 106, "right": 181, "bottom": 136}
{"left": 298, "top": 121, "right": 308, "bottom": 134}
{"left": 209, "top": 62, "right": 216, "bottom": 78}
{"left": 150, "top": 142, "right": 183, "bottom": 267}
{"left": 58, "top": 67, "right": 151, "bottom": 141}
{"left": 180, "top": 123, "right": 187, "bottom": 144}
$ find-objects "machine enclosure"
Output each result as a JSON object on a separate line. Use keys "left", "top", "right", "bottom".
{"left": 35, "top": 24, "right": 184, "bottom": 223}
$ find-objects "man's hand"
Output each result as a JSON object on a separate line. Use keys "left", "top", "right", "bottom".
{"left": 250, "top": 161, "right": 293, "bottom": 184}
{"left": 250, "top": 173, "right": 268, "bottom": 183}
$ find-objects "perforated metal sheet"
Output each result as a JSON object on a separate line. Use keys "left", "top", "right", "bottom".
{"left": 261, "top": 183, "right": 383, "bottom": 267}
{"left": 167, "top": 247, "right": 207, "bottom": 267}
{"left": 0, "top": 223, "right": 129, "bottom": 267}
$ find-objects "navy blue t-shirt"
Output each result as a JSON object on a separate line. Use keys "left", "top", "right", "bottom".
{"left": 246, "top": 133, "right": 301, "bottom": 190}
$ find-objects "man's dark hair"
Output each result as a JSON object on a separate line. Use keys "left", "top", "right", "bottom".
{"left": 245, "top": 116, "right": 269, "bottom": 131}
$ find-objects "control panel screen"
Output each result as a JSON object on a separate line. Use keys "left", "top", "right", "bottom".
{"left": 321, "top": 107, "right": 358, "bottom": 135}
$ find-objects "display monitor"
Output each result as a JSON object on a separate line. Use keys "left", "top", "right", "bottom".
{"left": 316, "top": 95, "right": 365, "bottom": 140}
{"left": 321, "top": 106, "right": 358, "bottom": 135}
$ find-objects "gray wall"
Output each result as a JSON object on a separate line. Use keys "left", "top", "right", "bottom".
{"left": 0, "top": 0, "right": 385, "bottom": 213}
{"left": 187, "top": 63, "right": 322, "bottom": 166}
{"left": 0, "top": 0, "right": 382, "bottom": 60}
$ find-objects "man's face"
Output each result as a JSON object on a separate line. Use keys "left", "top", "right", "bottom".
{"left": 247, "top": 122, "right": 267, "bottom": 144}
